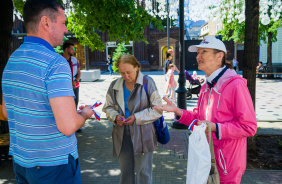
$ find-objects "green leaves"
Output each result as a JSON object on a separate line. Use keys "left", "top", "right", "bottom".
{"left": 112, "top": 43, "right": 129, "bottom": 73}
{"left": 67, "top": 0, "right": 163, "bottom": 51}
{"left": 13, "top": 0, "right": 163, "bottom": 51}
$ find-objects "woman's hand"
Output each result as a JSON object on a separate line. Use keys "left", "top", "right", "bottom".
{"left": 116, "top": 115, "right": 125, "bottom": 126}
{"left": 197, "top": 120, "right": 217, "bottom": 132}
{"left": 125, "top": 115, "right": 135, "bottom": 125}
{"left": 153, "top": 97, "right": 182, "bottom": 116}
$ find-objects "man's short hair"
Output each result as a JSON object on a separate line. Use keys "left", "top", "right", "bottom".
{"left": 259, "top": 61, "right": 263, "bottom": 64}
{"left": 63, "top": 42, "right": 74, "bottom": 51}
{"left": 23, "top": 0, "right": 64, "bottom": 33}
{"left": 166, "top": 52, "right": 171, "bottom": 59}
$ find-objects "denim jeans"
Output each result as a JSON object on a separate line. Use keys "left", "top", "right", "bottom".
{"left": 108, "top": 64, "right": 113, "bottom": 75}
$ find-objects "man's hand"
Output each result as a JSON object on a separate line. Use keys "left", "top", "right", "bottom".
{"left": 72, "top": 81, "right": 77, "bottom": 89}
{"left": 124, "top": 115, "right": 135, "bottom": 125}
{"left": 79, "top": 105, "right": 94, "bottom": 120}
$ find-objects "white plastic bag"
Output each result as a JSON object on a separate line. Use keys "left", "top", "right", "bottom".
{"left": 186, "top": 124, "right": 211, "bottom": 184}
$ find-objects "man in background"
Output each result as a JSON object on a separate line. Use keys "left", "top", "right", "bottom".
{"left": 233, "top": 56, "right": 239, "bottom": 71}
{"left": 63, "top": 42, "right": 81, "bottom": 109}
{"left": 106, "top": 54, "right": 114, "bottom": 75}
{"left": 2, "top": 0, "right": 93, "bottom": 183}
{"left": 63, "top": 42, "right": 82, "bottom": 132}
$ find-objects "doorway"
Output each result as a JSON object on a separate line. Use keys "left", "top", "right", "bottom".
{"left": 74, "top": 43, "right": 85, "bottom": 69}
{"left": 161, "top": 46, "right": 173, "bottom": 67}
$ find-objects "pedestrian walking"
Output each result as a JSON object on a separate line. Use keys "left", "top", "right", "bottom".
{"left": 106, "top": 54, "right": 114, "bottom": 75}
{"left": 233, "top": 56, "right": 238, "bottom": 71}
{"left": 2, "top": 0, "right": 93, "bottom": 183}
{"left": 164, "top": 64, "right": 176, "bottom": 103}
{"left": 154, "top": 36, "right": 257, "bottom": 184}
{"left": 102, "top": 54, "right": 163, "bottom": 184}
{"left": 167, "top": 49, "right": 180, "bottom": 73}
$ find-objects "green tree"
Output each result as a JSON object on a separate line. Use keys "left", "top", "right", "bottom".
{"left": 12, "top": 0, "right": 163, "bottom": 52}
{"left": 112, "top": 43, "right": 128, "bottom": 73}
{"left": 212, "top": 0, "right": 282, "bottom": 79}
{"left": 0, "top": 0, "right": 163, "bottom": 108}
{"left": 67, "top": 0, "right": 163, "bottom": 51}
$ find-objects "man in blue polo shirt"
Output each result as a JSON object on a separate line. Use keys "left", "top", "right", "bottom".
{"left": 2, "top": 0, "right": 93, "bottom": 183}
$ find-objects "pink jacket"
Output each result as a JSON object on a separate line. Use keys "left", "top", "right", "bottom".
{"left": 177, "top": 69, "right": 257, "bottom": 184}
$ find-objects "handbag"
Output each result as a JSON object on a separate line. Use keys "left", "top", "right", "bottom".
{"left": 207, "top": 123, "right": 220, "bottom": 184}
{"left": 143, "top": 75, "right": 170, "bottom": 144}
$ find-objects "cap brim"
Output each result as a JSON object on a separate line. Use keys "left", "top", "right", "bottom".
{"left": 188, "top": 45, "right": 212, "bottom": 52}
{"left": 188, "top": 45, "right": 199, "bottom": 52}
{"left": 188, "top": 45, "right": 227, "bottom": 54}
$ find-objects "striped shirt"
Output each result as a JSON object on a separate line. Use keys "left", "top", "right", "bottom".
{"left": 2, "top": 36, "right": 77, "bottom": 168}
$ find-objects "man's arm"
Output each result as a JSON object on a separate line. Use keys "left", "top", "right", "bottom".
{"left": 76, "top": 67, "right": 81, "bottom": 82}
{"left": 50, "top": 96, "right": 93, "bottom": 136}
{"left": 2, "top": 96, "right": 7, "bottom": 119}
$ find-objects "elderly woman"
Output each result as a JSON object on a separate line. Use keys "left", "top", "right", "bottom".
{"left": 154, "top": 36, "right": 257, "bottom": 184}
{"left": 102, "top": 54, "right": 162, "bottom": 184}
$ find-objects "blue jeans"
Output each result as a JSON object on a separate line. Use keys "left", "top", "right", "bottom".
{"left": 108, "top": 64, "right": 113, "bottom": 75}
{"left": 13, "top": 155, "right": 81, "bottom": 184}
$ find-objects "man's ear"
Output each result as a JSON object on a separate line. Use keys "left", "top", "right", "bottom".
{"left": 40, "top": 16, "right": 50, "bottom": 30}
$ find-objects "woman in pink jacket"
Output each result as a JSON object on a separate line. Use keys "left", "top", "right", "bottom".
{"left": 154, "top": 36, "right": 257, "bottom": 184}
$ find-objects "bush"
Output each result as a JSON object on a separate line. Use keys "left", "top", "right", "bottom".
{"left": 112, "top": 43, "right": 128, "bottom": 73}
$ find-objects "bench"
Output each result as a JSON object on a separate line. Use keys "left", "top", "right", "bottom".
{"left": 256, "top": 72, "right": 282, "bottom": 78}
{"left": 256, "top": 65, "right": 282, "bottom": 78}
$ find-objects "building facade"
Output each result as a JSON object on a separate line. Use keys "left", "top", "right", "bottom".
{"left": 11, "top": 18, "right": 182, "bottom": 71}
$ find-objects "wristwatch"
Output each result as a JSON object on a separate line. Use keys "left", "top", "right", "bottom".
{"left": 75, "top": 79, "right": 79, "bottom": 82}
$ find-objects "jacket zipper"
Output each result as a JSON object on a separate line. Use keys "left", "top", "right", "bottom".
{"left": 219, "top": 149, "right": 228, "bottom": 175}
{"left": 205, "top": 88, "right": 212, "bottom": 120}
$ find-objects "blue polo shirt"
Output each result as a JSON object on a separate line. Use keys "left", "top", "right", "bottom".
{"left": 2, "top": 36, "right": 77, "bottom": 168}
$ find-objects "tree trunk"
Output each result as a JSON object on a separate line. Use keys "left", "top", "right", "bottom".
{"left": 243, "top": 0, "right": 259, "bottom": 151}
{"left": 267, "top": 32, "right": 274, "bottom": 78}
{"left": 0, "top": 0, "right": 13, "bottom": 102}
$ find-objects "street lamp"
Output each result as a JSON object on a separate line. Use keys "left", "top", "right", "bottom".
{"left": 172, "top": 0, "right": 188, "bottom": 129}
{"left": 167, "top": 0, "right": 170, "bottom": 49}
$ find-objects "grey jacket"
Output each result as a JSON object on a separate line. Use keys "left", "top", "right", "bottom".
{"left": 102, "top": 71, "right": 163, "bottom": 158}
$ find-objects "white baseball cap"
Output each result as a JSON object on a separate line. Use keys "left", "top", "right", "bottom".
{"left": 188, "top": 36, "right": 227, "bottom": 54}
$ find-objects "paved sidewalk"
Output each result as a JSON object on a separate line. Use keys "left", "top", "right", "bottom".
{"left": 1, "top": 120, "right": 281, "bottom": 184}
{"left": 79, "top": 71, "right": 282, "bottom": 122}
{"left": 0, "top": 71, "right": 281, "bottom": 184}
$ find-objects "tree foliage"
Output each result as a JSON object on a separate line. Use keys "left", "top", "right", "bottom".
{"left": 12, "top": 0, "right": 163, "bottom": 51}
{"left": 67, "top": 0, "right": 163, "bottom": 51}
{"left": 212, "top": 0, "right": 282, "bottom": 45}
{"left": 112, "top": 43, "right": 128, "bottom": 73}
